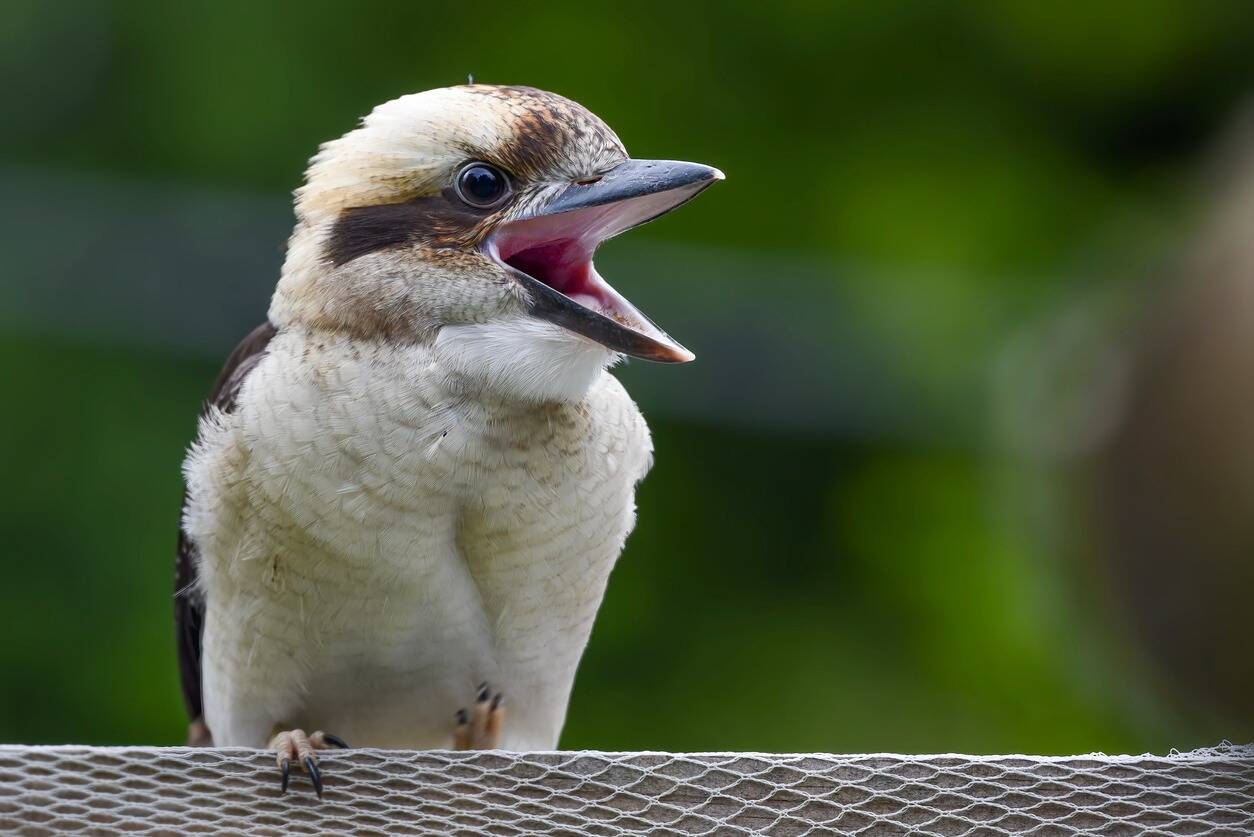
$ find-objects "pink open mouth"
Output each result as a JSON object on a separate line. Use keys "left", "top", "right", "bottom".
{"left": 487, "top": 186, "right": 709, "bottom": 362}
{"left": 498, "top": 239, "right": 606, "bottom": 314}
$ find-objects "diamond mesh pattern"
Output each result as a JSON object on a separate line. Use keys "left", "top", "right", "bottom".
{"left": 0, "top": 743, "right": 1250, "bottom": 835}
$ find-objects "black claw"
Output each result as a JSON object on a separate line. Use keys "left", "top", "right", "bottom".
{"left": 477, "top": 683, "right": 490, "bottom": 702}
{"left": 280, "top": 758, "right": 291, "bottom": 794}
{"left": 305, "top": 756, "right": 323, "bottom": 799}
{"left": 323, "top": 733, "right": 350, "bottom": 749}
{"left": 455, "top": 709, "right": 468, "bottom": 725}
{"left": 491, "top": 692, "right": 502, "bottom": 710}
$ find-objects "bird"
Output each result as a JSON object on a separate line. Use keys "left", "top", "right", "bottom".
{"left": 174, "top": 83, "right": 722, "bottom": 796}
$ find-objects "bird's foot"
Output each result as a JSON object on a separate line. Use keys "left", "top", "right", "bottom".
{"left": 268, "top": 728, "right": 349, "bottom": 798}
{"left": 453, "top": 683, "right": 504, "bottom": 749}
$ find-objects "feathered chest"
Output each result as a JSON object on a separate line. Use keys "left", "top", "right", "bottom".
{"left": 205, "top": 332, "right": 652, "bottom": 605}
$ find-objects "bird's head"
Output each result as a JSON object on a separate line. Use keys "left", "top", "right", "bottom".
{"left": 271, "top": 84, "right": 722, "bottom": 402}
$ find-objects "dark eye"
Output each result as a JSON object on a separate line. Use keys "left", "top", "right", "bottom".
{"left": 455, "top": 163, "right": 511, "bottom": 208}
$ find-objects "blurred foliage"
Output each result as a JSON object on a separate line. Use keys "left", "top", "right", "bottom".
{"left": 2, "top": 0, "right": 1252, "bottom": 752}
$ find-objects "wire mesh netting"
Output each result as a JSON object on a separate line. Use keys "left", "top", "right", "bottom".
{"left": 0, "top": 743, "right": 1250, "bottom": 835}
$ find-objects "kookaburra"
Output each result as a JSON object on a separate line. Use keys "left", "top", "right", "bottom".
{"left": 175, "top": 84, "right": 721, "bottom": 795}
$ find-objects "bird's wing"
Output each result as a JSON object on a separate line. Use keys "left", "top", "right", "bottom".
{"left": 175, "top": 321, "right": 278, "bottom": 739}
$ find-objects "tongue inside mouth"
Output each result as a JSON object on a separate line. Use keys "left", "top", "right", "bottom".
{"left": 488, "top": 190, "right": 698, "bottom": 362}
{"left": 499, "top": 238, "right": 609, "bottom": 315}
{"left": 492, "top": 191, "right": 682, "bottom": 323}
{"left": 484, "top": 159, "right": 722, "bottom": 362}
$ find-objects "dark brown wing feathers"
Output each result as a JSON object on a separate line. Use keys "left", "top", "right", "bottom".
{"left": 174, "top": 321, "right": 278, "bottom": 732}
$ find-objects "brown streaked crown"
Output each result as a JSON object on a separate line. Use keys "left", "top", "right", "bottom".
{"left": 462, "top": 85, "right": 627, "bottom": 183}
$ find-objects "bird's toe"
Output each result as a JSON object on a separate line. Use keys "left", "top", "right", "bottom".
{"left": 268, "top": 728, "right": 347, "bottom": 797}
{"left": 317, "top": 732, "right": 350, "bottom": 749}
{"left": 304, "top": 755, "right": 323, "bottom": 799}
{"left": 453, "top": 683, "right": 505, "bottom": 749}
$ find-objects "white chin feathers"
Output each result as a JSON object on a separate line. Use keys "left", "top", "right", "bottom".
{"left": 434, "top": 317, "right": 617, "bottom": 403}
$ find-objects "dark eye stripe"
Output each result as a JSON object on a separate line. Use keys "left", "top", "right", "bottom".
{"left": 324, "top": 193, "right": 486, "bottom": 266}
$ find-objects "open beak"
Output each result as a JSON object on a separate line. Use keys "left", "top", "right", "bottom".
{"left": 487, "top": 159, "right": 723, "bottom": 363}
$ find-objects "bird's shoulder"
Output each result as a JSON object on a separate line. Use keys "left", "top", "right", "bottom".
{"left": 206, "top": 321, "right": 280, "bottom": 413}
{"left": 586, "top": 369, "right": 645, "bottom": 424}
{"left": 584, "top": 370, "right": 654, "bottom": 480}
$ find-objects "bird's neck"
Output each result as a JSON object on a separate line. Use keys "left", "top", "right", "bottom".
{"left": 430, "top": 317, "right": 617, "bottom": 406}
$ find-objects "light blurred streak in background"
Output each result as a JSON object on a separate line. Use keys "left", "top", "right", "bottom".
{"left": 0, "top": 0, "right": 1250, "bottom": 751}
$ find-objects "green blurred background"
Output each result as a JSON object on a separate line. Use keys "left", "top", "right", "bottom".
{"left": 2, "top": 0, "right": 1252, "bottom": 754}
